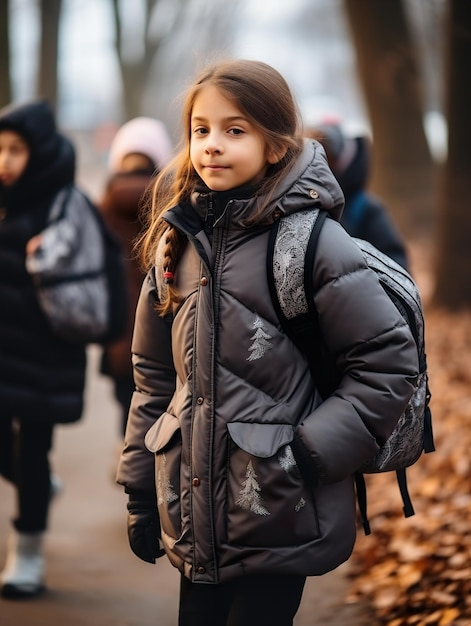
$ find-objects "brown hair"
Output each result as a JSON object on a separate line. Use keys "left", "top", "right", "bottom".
{"left": 138, "top": 59, "right": 304, "bottom": 314}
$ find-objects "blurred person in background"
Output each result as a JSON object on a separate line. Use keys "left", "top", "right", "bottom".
{"left": 0, "top": 100, "right": 90, "bottom": 599}
{"left": 99, "top": 117, "right": 173, "bottom": 437}
{"left": 306, "top": 120, "right": 409, "bottom": 269}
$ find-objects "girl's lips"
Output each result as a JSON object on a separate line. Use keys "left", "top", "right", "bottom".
{"left": 205, "top": 164, "right": 227, "bottom": 171}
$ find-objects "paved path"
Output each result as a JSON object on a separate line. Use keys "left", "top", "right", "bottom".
{"left": 0, "top": 346, "right": 370, "bottom": 625}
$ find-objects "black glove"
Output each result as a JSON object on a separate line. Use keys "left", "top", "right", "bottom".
{"left": 127, "top": 491, "right": 165, "bottom": 564}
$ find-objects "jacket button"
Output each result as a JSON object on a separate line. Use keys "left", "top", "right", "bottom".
{"left": 192, "top": 477, "right": 200, "bottom": 487}
{"left": 196, "top": 396, "right": 204, "bottom": 405}
{"left": 309, "top": 189, "right": 319, "bottom": 199}
{"left": 196, "top": 566, "right": 205, "bottom": 574}
{"left": 200, "top": 276, "right": 208, "bottom": 286}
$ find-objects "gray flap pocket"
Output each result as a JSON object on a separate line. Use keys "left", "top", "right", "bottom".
{"left": 227, "top": 422, "right": 294, "bottom": 458}
{"left": 145, "top": 412, "right": 181, "bottom": 453}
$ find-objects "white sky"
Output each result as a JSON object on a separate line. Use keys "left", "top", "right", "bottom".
{"left": 9, "top": 0, "right": 366, "bottom": 131}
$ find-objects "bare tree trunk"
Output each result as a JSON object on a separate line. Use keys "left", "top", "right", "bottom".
{"left": 37, "top": 0, "right": 62, "bottom": 109}
{"left": 111, "top": 0, "right": 169, "bottom": 120}
{"left": 344, "top": 0, "right": 437, "bottom": 236}
{"left": 0, "top": 0, "right": 11, "bottom": 107}
{"left": 432, "top": 1, "right": 471, "bottom": 309}
{"left": 111, "top": 0, "right": 225, "bottom": 121}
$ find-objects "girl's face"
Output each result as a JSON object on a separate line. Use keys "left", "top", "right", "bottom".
{"left": 0, "top": 130, "right": 30, "bottom": 187}
{"left": 190, "top": 85, "right": 279, "bottom": 192}
{"left": 120, "top": 152, "right": 154, "bottom": 173}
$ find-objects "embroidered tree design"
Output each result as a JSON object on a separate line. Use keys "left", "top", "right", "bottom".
{"left": 247, "top": 315, "right": 272, "bottom": 361}
{"left": 156, "top": 453, "right": 178, "bottom": 505}
{"left": 278, "top": 445, "right": 297, "bottom": 472}
{"left": 235, "top": 460, "right": 270, "bottom": 516}
{"left": 295, "top": 497, "right": 306, "bottom": 512}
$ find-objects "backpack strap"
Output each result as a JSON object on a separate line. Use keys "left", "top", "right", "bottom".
{"left": 397, "top": 468, "right": 415, "bottom": 518}
{"left": 353, "top": 473, "right": 371, "bottom": 535}
{"left": 423, "top": 400, "right": 435, "bottom": 454}
{"left": 354, "top": 468, "right": 415, "bottom": 537}
{"left": 267, "top": 209, "right": 327, "bottom": 339}
{"left": 303, "top": 209, "right": 328, "bottom": 313}
{"left": 47, "top": 185, "right": 74, "bottom": 224}
{"left": 267, "top": 209, "right": 338, "bottom": 397}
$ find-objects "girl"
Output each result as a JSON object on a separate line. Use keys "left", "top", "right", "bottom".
{"left": 99, "top": 117, "right": 173, "bottom": 437}
{"left": 0, "top": 100, "right": 88, "bottom": 598}
{"left": 116, "top": 59, "right": 418, "bottom": 626}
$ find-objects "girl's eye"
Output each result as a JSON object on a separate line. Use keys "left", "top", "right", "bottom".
{"left": 193, "top": 127, "right": 208, "bottom": 136}
{"left": 228, "top": 128, "right": 244, "bottom": 136}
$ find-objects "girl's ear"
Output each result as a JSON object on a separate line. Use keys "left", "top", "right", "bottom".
{"left": 267, "top": 146, "right": 287, "bottom": 165}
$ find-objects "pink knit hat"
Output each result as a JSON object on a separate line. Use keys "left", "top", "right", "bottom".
{"left": 108, "top": 116, "right": 173, "bottom": 173}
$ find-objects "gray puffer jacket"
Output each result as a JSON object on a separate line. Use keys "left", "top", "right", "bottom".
{"left": 117, "top": 140, "right": 418, "bottom": 583}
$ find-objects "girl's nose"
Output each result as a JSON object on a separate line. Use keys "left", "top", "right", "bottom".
{"left": 204, "top": 134, "right": 223, "bottom": 155}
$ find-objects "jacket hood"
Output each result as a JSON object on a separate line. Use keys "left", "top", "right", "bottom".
{"left": 165, "top": 139, "right": 345, "bottom": 245}
{"left": 333, "top": 136, "right": 370, "bottom": 200}
{"left": 0, "top": 99, "right": 75, "bottom": 207}
{"left": 187, "top": 139, "right": 345, "bottom": 229}
{"left": 268, "top": 139, "right": 344, "bottom": 221}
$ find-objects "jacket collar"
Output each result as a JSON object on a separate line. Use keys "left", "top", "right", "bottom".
{"left": 165, "top": 139, "right": 345, "bottom": 235}
{"left": 267, "top": 139, "right": 344, "bottom": 222}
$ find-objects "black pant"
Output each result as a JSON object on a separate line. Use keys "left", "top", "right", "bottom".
{"left": 0, "top": 417, "right": 54, "bottom": 533}
{"left": 178, "top": 573, "right": 306, "bottom": 626}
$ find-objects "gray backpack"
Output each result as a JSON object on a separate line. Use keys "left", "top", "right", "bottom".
{"left": 267, "top": 208, "right": 434, "bottom": 534}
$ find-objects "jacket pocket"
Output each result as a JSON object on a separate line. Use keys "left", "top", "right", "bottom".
{"left": 145, "top": 413, "right": 181, "bottom": 540}
{"left": 226, "top": 422, "right": 320, "bottom": 547}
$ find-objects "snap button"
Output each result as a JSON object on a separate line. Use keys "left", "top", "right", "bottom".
{"left": 196, "top": 396, "right": 204, "bottom": 405}
{"left": 309, "top": 189, "right": 319, "bottom": 199}
{"left": 196, "top": 566, "right": 205, "bottom": 574}
{"left": 192, "top": 477, "right": 200, "bottom": 487}
{"left": 200, "top": 276, "right": 208, "bottom": 286}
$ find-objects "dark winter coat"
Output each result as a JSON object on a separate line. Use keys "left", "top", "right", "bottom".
{"left": 116, "top": 140, "right": 418, "bottom": 583}
{"left": 99, "top": 172, "right": 150, "bottom": 380}
{"left": 0, "top": 100, "right": 86, "bottom": 423}
{"left": 336, "top": 136, "right": 409, "bottom": 269}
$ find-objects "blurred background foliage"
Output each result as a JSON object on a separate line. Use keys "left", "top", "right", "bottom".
{"left": 1, "top": 0, "right": 470, "bottom": 308}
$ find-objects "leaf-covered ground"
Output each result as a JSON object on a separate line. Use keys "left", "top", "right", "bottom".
{"left": 345, "top": 242, "right": 471, "bottom": 625}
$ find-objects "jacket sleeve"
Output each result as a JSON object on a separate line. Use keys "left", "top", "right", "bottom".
{"left": 116, "top": 268, "right": 175, "bottom": 493}
{"left": 293, "top": 218, "right": 419, "bottom": 485}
